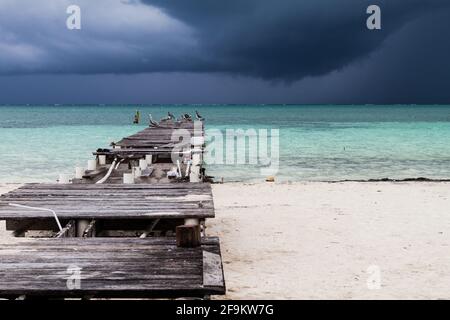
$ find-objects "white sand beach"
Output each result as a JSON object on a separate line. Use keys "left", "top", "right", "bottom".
{"left": 1, "top": 182, "right": 450, "bottom": 299}
{"left": 210, "top": 182, "right": 450, "bottom": 299}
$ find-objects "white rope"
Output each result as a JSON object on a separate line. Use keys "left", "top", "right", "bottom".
{"left": 115, "top": 158, "right": 125, "bottom": 170}
{"left": 176, "top": 160, "right": 182, "bottom": 178}
{"left": 185, "top": 160, "right": 191, "bottom": 178}
{"left": 96, "top": 160, "right": 117, "bottom": 184}
{"left": 8, "top": 203, "right": 63, "bottom": 232}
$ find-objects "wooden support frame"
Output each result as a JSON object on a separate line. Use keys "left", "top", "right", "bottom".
{"left": 55, "top": 220, "right": 76, "bottom": 238}
{"left": 82, "top": 220, "right": 97, "bottom": 237}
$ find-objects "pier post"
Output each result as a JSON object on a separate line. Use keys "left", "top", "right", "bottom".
{"left": 176, "top": 225, "right": 201, "bottom": 248}
{"left": 75, "top": 167, "right": 85, "bottom": 179}
{"left": 76, "top": 219, "right": 90, "bottom": 237}
{"left": 190, "top": 147, "right": 203, "bottom": 182}
{"left": 98, "top": 155, "right": 106, "bottom": 166}
{"left": 139, "top": 159, "right": 148, "bottom": 170}
{"left": 87, "top": 159, "right": 97, "bottom": 171}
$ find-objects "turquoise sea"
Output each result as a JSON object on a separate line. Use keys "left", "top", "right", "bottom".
{"left": 1, "top": 105, "right": 450, "bottom": 183}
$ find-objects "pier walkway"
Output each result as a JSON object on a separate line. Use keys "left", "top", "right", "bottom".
{"left": 0, "top": 237, "right": 224, "bottom": 298}
{"left": 0, "top": 113, "right": 225, "bottom": 299}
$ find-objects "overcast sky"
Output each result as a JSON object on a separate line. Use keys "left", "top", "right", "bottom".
{"left": 0, "top": 0, "right": 449, "bottom": 104}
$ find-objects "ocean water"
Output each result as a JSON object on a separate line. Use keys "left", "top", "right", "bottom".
{"left": 1, "top": 105, "right": 450, "bottom": 183}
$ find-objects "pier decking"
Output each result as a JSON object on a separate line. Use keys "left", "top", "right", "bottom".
{"left": 0, "top": 183, "right": 214, "bottom": 220}
{"left": 0, "top": 113, "right": 225, "bottom": 299}
{"left": 0, "top": 183, "right": 214, "bottom": 236}
{"left": 0, "top": 237, "right": 224, "bottom": 298}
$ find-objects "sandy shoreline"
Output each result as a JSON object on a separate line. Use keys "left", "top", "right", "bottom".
{"left": 1, "top": 182, "right": 450, "bottom": 299}
{"left": 209, "top": 181, "right": 450, "bottom": 299}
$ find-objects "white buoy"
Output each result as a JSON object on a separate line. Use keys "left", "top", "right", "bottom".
{"left": 145, "top": 154, "right": 153, "bottom": 165}
{"left": 58, "top": 174, "right": 70, "bottom": 184}
{"left": 75, "top": 167, "right": 85, "bottom": 179}
{"left": 123, "top": 173, "right": 134, "bottom": 184}
{"left": 87, "top": 159, "right": 97, "bottom": 171}
{"left": 139, "top": 159, "right": 148, "bottom": 170}
{"left": 98, "top": 155, "right": 106, "bottom": 165}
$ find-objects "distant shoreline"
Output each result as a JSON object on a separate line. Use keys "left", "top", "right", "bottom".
{"left": 3, "top": 177, "right": 450, "bottom": 186}
{"left": 210, "top": 177, "right": 450, "bottom": 184}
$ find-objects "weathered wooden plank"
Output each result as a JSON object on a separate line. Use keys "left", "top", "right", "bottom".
{"left": 0, "top": 183, "right": 214, "bottom": 220}
{"left": 203, "top": 250, "right": 225, "bottom": 288}
{"left": 82, "top": 167, "right": 108, "bottom": 179}
{"left": 0, "top": 237, "right": 224, "bottom": 298}
{"left": 0, "top": 210, "right": 213, "bottom": 220}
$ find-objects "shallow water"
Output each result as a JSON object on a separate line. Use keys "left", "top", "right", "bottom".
{"left": 1, "top": 105, "right": 450, "bottom": 183}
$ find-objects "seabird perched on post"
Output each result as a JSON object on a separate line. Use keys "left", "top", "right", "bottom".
{"left": 161, "top": 112, "right": 174, "bottom": 122}
{"left": 195, "top": 110, "right": 204, "bottom": 121}
{"left": 149, "top": 114, "right": 160, "bottom": 127}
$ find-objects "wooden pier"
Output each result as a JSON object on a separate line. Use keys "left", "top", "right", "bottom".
{"left": 0, "top": 237, "right": 223, "bottom": 298}
{"left": 0, "top": 114, "right": 225, "bottom": 299}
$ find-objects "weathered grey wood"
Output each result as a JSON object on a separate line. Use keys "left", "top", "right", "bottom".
{"left": 0, "top": 118, "right": 221, "bottom": 299}
{"left": 115, "top": 122, "right": 203, "bottom": 149}
{"left": 82, "top": 167, "right": 108, "bottom": 179}
{"left": 0, "top": 237, "right": 224, "bottom": 298}
{"left": 0, "top": 183, "right": 214, "bottom": 220}
{"left": 176, "top": 225, "right": 201, "bottom": 248}
{"left": 203, "top": 250, "right": 225, "bottom": 289}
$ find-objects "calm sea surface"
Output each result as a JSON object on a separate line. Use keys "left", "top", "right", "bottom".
{"left": 1, "top": 105, "right": 450, "bottom": 183}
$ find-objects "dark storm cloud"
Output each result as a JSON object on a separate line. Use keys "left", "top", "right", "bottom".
{"left": 1, "top": 0, "right": 449, "bottom": 81}
{"left": 132, "top": 0, "right": 450, "bottom": 79}
{"left": 2, "top": 1, "right": 450, "bottom": 104}
{"left": 330, "top": 8, "right": 450, "bottom": 104}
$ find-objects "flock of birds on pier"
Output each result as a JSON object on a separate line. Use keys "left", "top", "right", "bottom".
{"left": 147, "top": 111, "right": 204, "bottom": 127}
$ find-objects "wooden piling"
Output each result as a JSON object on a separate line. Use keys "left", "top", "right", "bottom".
{"left": 176, "top": 225, "right": 201, "bottom": 248}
